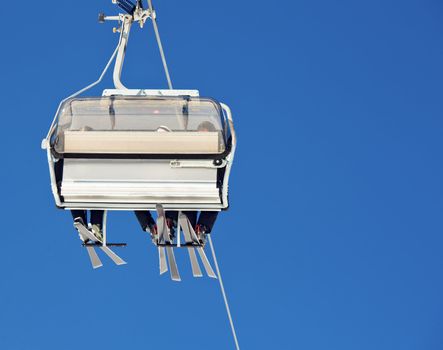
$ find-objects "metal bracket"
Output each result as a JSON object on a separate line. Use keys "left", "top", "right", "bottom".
{"left": 113, "top": 15, "right": 132, "bottom": 90}
{"left": 98, "top": 2, "right": 154, "bottom": 90}
{"left": 98, "top": 0, "right": 173, "bottom": 90}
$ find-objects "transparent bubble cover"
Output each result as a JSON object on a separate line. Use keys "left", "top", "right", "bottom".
{"left": 52, "top": 96, "right": 228, "bottom": 155}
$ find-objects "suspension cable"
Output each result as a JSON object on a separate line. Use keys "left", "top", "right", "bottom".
{"left": 147, "top": 0, "right": 173, "bottom": 89}
{"left": 208, "top": 235, "right": 241, "bottom": 350}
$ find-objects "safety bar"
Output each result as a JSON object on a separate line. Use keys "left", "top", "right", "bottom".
{"left": 220, "top": 103, "right": 236, "bottom": 209}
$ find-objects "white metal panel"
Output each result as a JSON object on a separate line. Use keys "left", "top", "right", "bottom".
{"left": 61, "top": 182, "right": 220, "bottom": 204}
{"left": 62, "top": 159, "right": 217, "bottom": 182}
{"left": 60, "top": 159, "right": 221, "bottom": 205}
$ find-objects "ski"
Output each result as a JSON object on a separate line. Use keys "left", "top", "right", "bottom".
{"left": 100, "top": 246, "right": 127, "bottom": 265}
{"left": 156, "top": 204, "right": 181, "bottom": 281}
{"left": 166, "top": 247, "right": 181, "bottom": 281}
{"left": 159, "top": 247, "right": 168, "bottom": 274}
{"left": 188, "top": 248, "right": 203, "bottom": 277}
{"left": 179, "top": 213, "right": 203, "bottom": 277}
{"left": 197, "top": 247, "right": 217, "bottom": 279}
{"left": 86, "top": 246, "right": 103, "bottom": 269}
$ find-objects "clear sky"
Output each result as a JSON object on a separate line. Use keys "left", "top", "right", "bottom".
{"left": 0, "top": 0, "right": 442, "bottom": 349}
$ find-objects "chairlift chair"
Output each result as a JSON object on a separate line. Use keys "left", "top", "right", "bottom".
{"left": 41, "top": 0, "right": 236, "bottom": 277}
{"left": 47, "top": 93, "right": 235, "bottom": 211}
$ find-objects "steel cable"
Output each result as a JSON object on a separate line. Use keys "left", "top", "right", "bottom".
{"left": 147, "top": 0, "right": 173, "bottom": 89}
{"left": 208, "top": 235, "right": 241, "bottom": 350}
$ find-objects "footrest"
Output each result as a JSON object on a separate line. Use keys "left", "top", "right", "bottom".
{"left": 83, "top": 242, "right": 127, "bottom": 247}
{"left": 156, "top": 243, "right": 204, "bottom": 248}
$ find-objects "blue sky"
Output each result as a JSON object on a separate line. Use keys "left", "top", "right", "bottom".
{"left": 0, "top": 0, "right": 442, "bottom": 349}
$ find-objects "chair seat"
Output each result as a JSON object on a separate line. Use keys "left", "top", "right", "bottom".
{"left": 61, "top": 181, "right": 221, "bottom": 204}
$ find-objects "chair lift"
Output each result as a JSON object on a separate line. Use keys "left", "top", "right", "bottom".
{"left": 41, "top": 0, "right": 237, "bottom": 282}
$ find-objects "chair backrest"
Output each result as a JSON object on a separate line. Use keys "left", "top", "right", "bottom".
{"left": 63, "top": 130, "right": 222, "bottom": 154}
